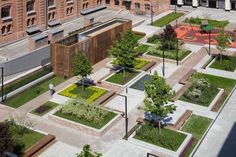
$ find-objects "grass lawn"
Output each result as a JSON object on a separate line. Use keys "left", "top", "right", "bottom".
{"left": 134, "top": 58, "right": 150, "bottom": 69}
{"left": 181, "top": 114, "right": 212, "bottom": 157}
{"left": 133, "top": 33, "right": 145, "bottom": 41}
{"left": 31, "top": 101, "right": 59, "bottom": 116}
{"left": 9, "top": 124, "right": 45, "bottom": 151}
{"left": 1, "top": 66, "right": 52, "bottom": 96}
{"left": 55, "top": 108, "right": 117, "bottom": 129}
{"left": 148, "top": 49, "right": 191, "bottom": 61}
{"left": 191, "top": 73, "right": 236, "bottom": 110}
{"left": 106, "top": 68, "right": 140, "bottom": 85}
{"left": 134, "top": 122, "right": 187, "bottom": 151}
{"left": 134, "top": 44, "right": 151, "bottom": 54}
{"left": 152, "top": 12, "right": 184, "bottom": 27}
{"left": 59, "top": 84, "right": 107, "bottom": 102}
{"left": 184, "top": 17, "right": 229, "bottom": 28}
{"left": 4, "top": 76, "right": 66, "bottom": 108}
{"left": 209, "top": 56, "right": 236, "bottom": 72}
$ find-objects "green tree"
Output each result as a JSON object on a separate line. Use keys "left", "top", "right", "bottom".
{"left": 72, "top": 52, "right": 93, "bottom": 90}
{"left": 215, "top": 30, "right": 229, "bottom": 64}
{"left": 144, "top": 71, "right": 176, "bottom": 134}
{"left": 0, "top": 122, "right": 14, "bottom": 156}
{"left": 159, "top": 24, "right": 177, "bottom": 52}
{"left": 108, "top": 30, "right": 139, "bottom": 76}
{"left": 76, "top": 145, "right": 102, "bottom": 157}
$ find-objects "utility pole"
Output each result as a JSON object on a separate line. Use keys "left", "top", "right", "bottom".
{"left": 118, "top": 94, "right": 128, "bottom": 140}
{"left": 45, "top": 0, "right": 48, "bottom": 30}
{"left": 176, "top": 38, "right": 179, "bottom": 66}
{"left": 162, "top": 50, "right": 165, "bottom": 77}
{"left": 151, "top": 5, "right": 153, "bottom": 25}
{"left": 1, "top": 67, "right": 4, "bottom": 102}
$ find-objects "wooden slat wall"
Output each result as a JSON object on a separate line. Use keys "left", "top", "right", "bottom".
{"left": 51, "top": 20, "right": 132, "bottom": 77}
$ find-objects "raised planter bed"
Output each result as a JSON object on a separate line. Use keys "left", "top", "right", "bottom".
{"left": 94, "top": 90, "right": 116, "bottom": 105}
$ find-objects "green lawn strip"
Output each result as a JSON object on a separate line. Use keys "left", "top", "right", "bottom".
{"left": 5, "top": 76, "right": 66, "bottom": 108}
{"left": 184, "top": 17, "right": 229, "bottom": 28}
{"left": 209, "top": 56, "right": 236, "bottom": 72}
{"left": 192, "top": 73, "right": 236, "bottom": 111}
{"left": 133, "top": 33, "right": 145, "bottom": 41}
{"left": 134, "top": 122, "right": 187, "bottom": 151}
{"left": 1, "top": 66, "right": 52, "bottom": 95}
{"left": 106, "top": 69, "right": 140, "bottom": 85}
{"left": 10, "top": 125, "right": 45, "bottom": 151}
{"left": 54, "top": 110, "right": 117, "bottom": 129}
{"left": 152, "top": 12, "right": 184, "bottom": 27}
{"left": 31, "top": 101, "right": 59, "bottom": 116}
{"left": 134, "top": 44, "right": 151, "bottom": 54}
{"left": 148, "top": 49, "right": 191, "bottom": 61}
{"left": 181, "top": 114, "right": 212, "bottom": 156}
{"left": 180, "top": 84, "right": 219, "bottom": 107}
{"left": 59, "top": 85, "right": 107, "bottom": 102}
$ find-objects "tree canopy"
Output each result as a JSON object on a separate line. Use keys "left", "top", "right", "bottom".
{"left": 159, "top": 24, "right": 177, "bottom": 48}
{"left": 72, "top": 52, "right": 93, "bottom": 78}
{"left": 76, "top": 144, "right": 102, "bottom": 157}
{"left": 215, "top": 30, "right": 229, "bottom": 63}
{"left": 108, "top": 30, "right": 139, "bottom": 68}
{"left": 0, "top": 122, "right": 14, "bottom": 156}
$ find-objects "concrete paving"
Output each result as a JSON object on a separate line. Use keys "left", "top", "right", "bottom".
{"left": 194, "top": 88, "right": 236, "bottom": 157}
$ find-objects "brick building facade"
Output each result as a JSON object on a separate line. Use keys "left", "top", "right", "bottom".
{"left": 0, "top": 0, "right": 106, "bottom": 45}
{"left": 106, "top": 0, "right": 170, "bottom": 16}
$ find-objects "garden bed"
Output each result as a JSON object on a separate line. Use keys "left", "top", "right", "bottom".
{"left": 134, "top": 44, "right": 151, "bottom": 54}
{"left": 50, "top": 102, "right": 120, "bottom": 136}
{"left": 112, "top": 58, "right": 150, "bottom": 70}
{"left": 209, "top": 55, "right": 236, "bottom": 72}
{"left": 180, "top": 114, "right": 212, "bottom": 156}
{"left": 133, "top": 32, "right": 146, "bottom": 41}
{"left": 105, "top": 68, "right": 141, "bottom": 85}
{"left": 4, "top": 76, "right": 66, "bottom": 108}
{"left": 133, "top": 122, "right": 187, "bottom": 151}
{"left": 59, "top": 84, "right": 107, "bottom": 102}
{"left": 151, "top": 12, "right": 184, "bottom": 27}
{"left": 180, "top": 78, "right": 220, "bottom": 107}
{"left": 31, "top": 101, "right": 59, "bottom": 116}
{"left": 184, "top": 17, "right": 229, "bottom": 28}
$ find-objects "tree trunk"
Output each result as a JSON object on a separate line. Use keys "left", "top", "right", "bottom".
{"left": 168, "top": 42, "right": 171, "bottom": 52}
{"left": 83, "top": 77, "right": 85, "bottom": 91}
{"left": 123, "top": 66, "right": 125, "bottom": 77}
{"left": 220, "top": 51, "right": 223, "bottom": 64}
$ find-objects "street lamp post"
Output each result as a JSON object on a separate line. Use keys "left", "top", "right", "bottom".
{"left": 162, "top": 50, "right": 165, "bottom": 76}
{"left": 176, "top": 38, "right": 179, "bottom": 66}
{"left": 1, "top": 67, "right": 3, "bottom": 102}
{"left": 45, "top": 0, "right": 48, "bottom": 30}
{"left": 208, "top": 30, "right": 211, "bottom": 55}
{"left": 175, "top": 0, "right": 177, "bottom": 13}
{"left": 151, "top": 5, "right": 153, "bottom": 25}
{"left": 118, "top": 94, "right": 128, "bottom": 140}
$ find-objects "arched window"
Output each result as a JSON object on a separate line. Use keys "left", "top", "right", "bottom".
{"left": 26, "top": 0, "right": 35, "bottom": 12}
{"left": 86, "top": 3, "right": 89, "bottom": 8}
{"left": 52, "top": 12, "right": 55, "bottom": 19}
{"left": 48, "top": 13, "right": 51, "bottom": 20}
{"left": 27, "top": 19, "right": 31, "bottom": 26}
{"left": 31, "top": 18, "right": 35, "bottom": 25}
{"left": 70, "top": 7, "right": 73, "bottom": 14}
{"left": 66, "top": 8, "right": 69, "bottom": 14}
{"left": 7, "top": 25, "right": 11, "bottom": 33}
{"left": 1, "top": 5, "right": 11, "bottom": 18}
{"left": 1, "top": 26, "right": 6, "bottom": 35}
{"left": 135, "top": 3, "right": 140, "bottom": 9}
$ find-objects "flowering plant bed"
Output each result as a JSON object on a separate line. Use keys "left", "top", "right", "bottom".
{"left": 180, "top": 78, "right": 219, "bottom": 107}
{"left": 31, "top": 101, "right": 59, "bottom": 116}
{"left": 59, "top": 84, "right": 107, "bottom": 102}
{"left": 54, "top": 101, "right": 117, "bottom": 129}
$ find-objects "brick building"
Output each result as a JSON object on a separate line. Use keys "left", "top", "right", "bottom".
{"left": 106, "top": 0, "right": 170, "bottom": 16}
{"left": 0, "top": 0, "right": 106, "bottom": 45}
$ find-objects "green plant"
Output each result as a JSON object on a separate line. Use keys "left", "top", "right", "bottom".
{"left": 147, "top": 34, "right": 160, "bottom": 44}
{"left": 144, "top": 72, "right": 176, "bottom": 134}
{"left": 76, "top": 144, "right": 102, "bottom": 157}
{"left": 152, "top": 12, "right": 184, "bottom": 27}
{"left": 215, "top": 30, "right": 230, "bottom": 64}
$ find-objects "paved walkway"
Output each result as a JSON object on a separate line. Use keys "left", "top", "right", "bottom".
{"left": 166, "top": 47, "right": 208, "bottom": 87}
{"left": 193, "top": 87, "right": 236, "bottom": 157}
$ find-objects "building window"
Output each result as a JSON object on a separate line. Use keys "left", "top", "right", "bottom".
{"left": 48, "top": 13, "right": 51, "bottom": 20}
{"left": 52, "top": 12, "right": 55, "bottom": 19}
{"left": 1, "top": 26, "right": 6, "bottom": 35}
{"left": 31, "top": 18, "right": 35, "bottom": 25}
{"left": 66, "top": 8, "right": 70, "bottom": 14}
{"left": 26, "top": 0, "right": 35, "bottom": 12}
{"left": 115, "top": 0, "right": 119, "bottom": 5}
{"left": 135, "top": 3, "right": 140, "bottom": 9}
{"left": 7, "top": 25, "right": 11, "bottom": 33}
{"left": 97, "top": 0, "right": 102, "bottom": 5}
{"left": 145, "top": 4, "right": 150, "bottom": 10}
{"left": 105, "top": 0, "right": 110, "bottom": 4}
{"left": 27, "top": 19, "right": 31, "bottom": 26}
{"left": 48, "top": 0, "right": 54, "bottom": 7}
{"left": 70, "top": 7, "right": 73, "bottom": 14}
{"left": 1, "top": 6, "right": 11, "bottom": 18}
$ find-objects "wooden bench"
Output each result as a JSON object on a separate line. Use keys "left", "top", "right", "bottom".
{"left": 141, "top": 61, "right": 156, "bottom": 71}
{"left": 166, "top": 110, "right": 192, "bottom": 130}
{"left": 23, "top": 134, "right": 55, "bottom": 157}
{"left": 179, "top": 69, "right": 196, "bottom": 84}
{"left": 211, "top": 90, "right": 225, "bottom": 112}
{"left": 94, "top": 90, "right": 116, "bottom": 105}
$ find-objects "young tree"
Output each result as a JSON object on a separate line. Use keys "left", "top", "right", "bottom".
{"left": 72, "top": 52, "right": 93, "bottom": 90}
{"left": 108, "top": 30, "right": 139, "bottom": 76}
{"left": 76, "top": 145, "right": 102, "bottom": 157}
{"left": 159, "top": 24, "right": 177, "bottom": 52}
{"left": 215, "top": 30, "right": 229, "bottom": 64}
{"left": 144, "top": 71, "right": 176, "bottom": 134}
{"left": 0, "top": 122, "right": 14, "bottom": 156}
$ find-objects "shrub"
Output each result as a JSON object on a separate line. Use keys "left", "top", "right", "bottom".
{"left": 147, "top": 34, "right": 159, "bottom": 43}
